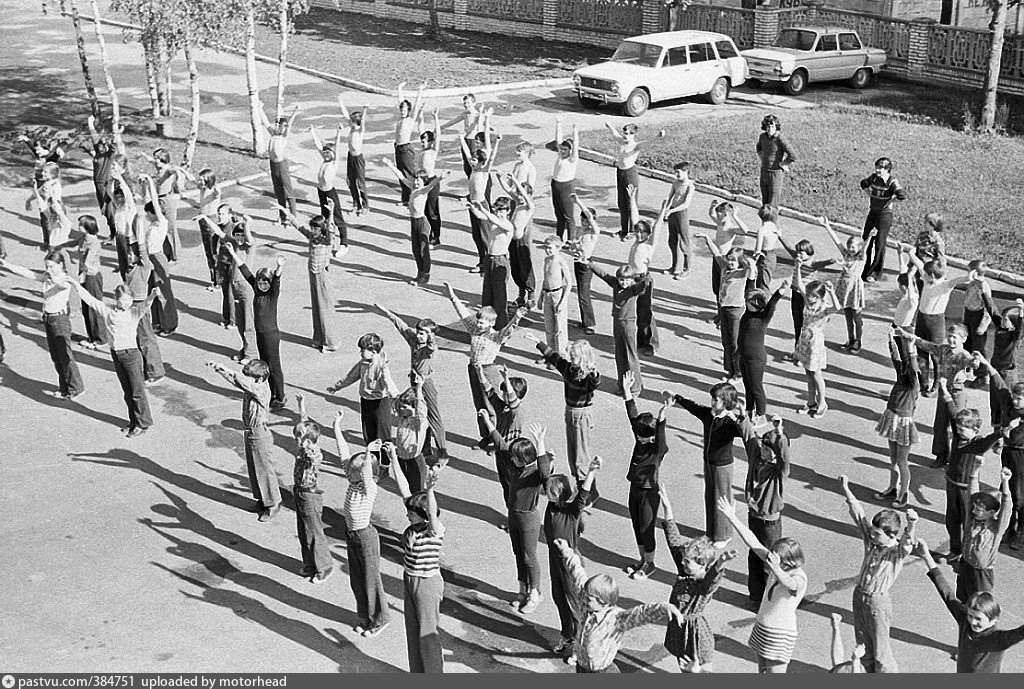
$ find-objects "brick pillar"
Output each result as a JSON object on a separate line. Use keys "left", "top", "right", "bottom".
{"left": 753, "top": 8, "right": 780, "bottom": 48}
{"left": 454, "top": 0, "right": 469, "bottom": 31}
{"left": 641, "top": 0, "right": 664, "bottom": 35}
{"left": 543, "top": 0, "right": 558, "bottom": 41}
{"left": 804, "top": 0, "right": 823, "bottom": 23}
{"left": 907, "top": 18, "right": 934, "bottom": 78}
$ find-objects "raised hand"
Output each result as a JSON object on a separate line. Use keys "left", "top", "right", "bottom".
{"left": 528, "top": 422, "right": 546, "bottom": 446}
{"left": 588, "top": 456, "right": 603, "bottom": 473}
{"left": 719, "top": 549, "right": 739, "bottom": 562}
{"left": 715, "top": 495, "right": 735, "bottom": 518}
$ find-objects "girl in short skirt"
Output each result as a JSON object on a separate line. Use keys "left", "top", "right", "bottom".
{"left": 823, "top": 216, "right": 874, "bottom": 354}
{"left": 793, "top": 265, "right": 840, "bottom": 419}
{"left": 660, "top": 492, "right": 736, "bottom": 673}
{"left": 873, "top": 324, "right": 920, "bottom": 508}
{"left": 717, "top": 497, "right": 807, "bottom": 673}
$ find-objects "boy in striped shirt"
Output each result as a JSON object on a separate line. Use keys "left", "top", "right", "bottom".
{"left": 391, "top": 461, "right": 445, "bottom": 673}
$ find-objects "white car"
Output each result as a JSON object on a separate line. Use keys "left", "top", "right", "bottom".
{"left": 572, "top": 31, "right": 747, "bottom": 117}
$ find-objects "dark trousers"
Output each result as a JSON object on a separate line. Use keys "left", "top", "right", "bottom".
{"left": 43, "top": 312, "right": 84, "bottom": 397}
{"left": 945, "top": 481, "right": 970, "bottom": 556}
{"left": 862, "top": 210, "right": 894, "bottom": 280}
{"left": 759, "top": 168, "right": 785, "bottom": 207}
{"left": 468, "top": 210, "right": 487, "bottom": 268}
{"left": 740, "top": 355, "right": 768, "bottom": 416}
{"left": 81, "top": 272, "right": 108, "bottom": 345}
{"left": 990, "top": 370, "right": 1014, "bottom": 426}
{"left": 157, "top": 195, "right": 180, "bottom": 262}
{"left": 399, "top": 456, "right": 424, "bottom": 494}
{"left": 964, "top": 308, "right": 990, "bottom": 363}
{"left": 317, "top": 187, "right": 347, "bottom": 245}
{"left": 404, "top": 573, "right": 445, "bottom": 673}
{"left": 346, "top": 154, "right": 368, "bottom": 212}
{"left": 509, "top": 236, "right": 535, "bottom": 301}
{"left": 295, "top": 489, "right": 332, "bottom": 574}
{"left": 410, "top": 216, "right": 431, "bottom": 279}
{"left": 135, "top": 305, "right": 165, "bottom": 380}
{"left": 551, "top": 179, "right": 576, "bottom": 240}
{"left": 245, "top": 426, "right": 281, "bottom": 509}
{"left": 508, "top": 507, "right": 543, "bottom": 589}
{"left": 711, "top": 260, "right": 722, "bottom": 309}
{"left": 957, "top": 563, "right": 995, "bottom": 602}
{"left": 1004, "top": 446, "right": 1024, "bottom": 536}
{"left": 719, "top": 305, "right": 743, "bottom": 377}
{"left": 148, "top": 253, "right": 179, "bottom": 334}
{"left": 421, "top": 377, "right": 447, "bottom": 456}
{"left": 613, "top": 319, "right": 642, "bottom": 394}
{"left": 115, "top": 234, "right": 133, "bottom": 279}
{"left": 219, "top": 265, "right": 235, "bottom": 325}
{"left": 468, "top": 362, "right": 501, "bottom": 440}
{"left": 668, "top": 210, "right": 691, "bottom": 273}
{"left": 360, "top": 397, "right": 384, "bottom": 445}
{"left": 425, "top": 180, "right": 441, "bottom": 242}
{"left": 748, "top": 514, "right": 782, "bottom": 602}
{"left": 574, "top": 261, "right": 595, "bottom": 328}
{"left": 790, "top": 289, "right": 805, "bottom": 345}
{"left": 269, "top": 160, "right": 296, "bottom": 223}
{"left": 705, "top": 462, "right": 734, "bottom": 542}
{"left": 39, "top": 211, "right": 50, "bottom": 247}
{"left": 548, "top": 547, "right": 576, "bottom": 640}
{"left": 255, "top": 330, "right": 285, "bottom": 404}
{"left": 347, "top": 525, "right": 390, "bottom": 628}
{"left": 615, "top": 166, "right": 639, "bottom": 238}
{"left": 636, "top": 274, "right": 658, "bottom": 352}
{"left": 112, "top": 347, "right": 152, "bottom": 429}
{"left": 395, "top": 143, "right": 416, "bottom": 204}
{"left": 844, "top": 307, "right": 865, "bottom": 345}
{"left": 482, "top": 254, "right": 511, "bottom": 329}
{"left": 933, "top": 385, "right": 965, "bottom": 463}
{"left": 198, "top": 220, "right": 221, "bottom": 286}
{"left": 628, "top": 484, "right": 661, "bottom": 553}
{"left": 915, "top": 312, "right": 945, "bottom": 391}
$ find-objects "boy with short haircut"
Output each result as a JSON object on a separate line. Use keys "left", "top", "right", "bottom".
{"left": 327, "top": 332, "right": 400, "bottom": 445}
{"left": 839, "top": 475, "right": 917, "bottom": 673}
{"left": 959, "top": 467, "right": 1014, "bottom": 601}
{"left": 740, "top": 414, "right": 790, "bottom": 604}
{"left": 258, "top": 105, "right": 299, "bottom": 225}
{"left": 977, "top": 352, "right": 1024, "bottom": 549}
{"left": 386, "top": 376, "right": 430, "bottom": 493}
{"left": 900, "top": 324, "right": 979, "bottom": 467}
{"left": 207, "top": 358, "right": 281, "bottom": 522}
{"left": 937, "top": 377, "right": 1003, "bottom": 561}
{"left": 469, "top": 196, "right": 516, "bottom": 329}
{"left": 539, "top": 235, "right": 573, "bottom": 359}
{"left": 988, "top": 301, "right": 1024, "bottom": 425}
{"left": 605, "top": 120, "right": 641, "bottom": 240}
{"left": 336, "top": 95, "right": 369, "bottom": 216}
{"left": 859, "top": 157, "right": 907, "bottom": 282}
{"left": 569, "top": 196, "right": 603, "bottom": 335}
{"left": 497, "top": 175, "right": 536, "bottom": 309}
{"left": 376, "top": 303, "right": 447, "bottom": 461}
{"left": 962, "top": 260, "right": 1000, "bottom": 385}
{"left": 293, "top": 394, "right": 333, "bottom": 584}
{"left": 381, "top": 159, "right": 448, "bottom": 285}
{"left": 664, "top": 161, "right": 694, "bottom": 278}
{"left": 124, "top": 243, "right": 165, "bottom": 384}
{"left": 473, "top": 362, "right": 528, "bottom": 446}
{"left": 625, "top": 187, "right": 669, "bottom": 356}
{"left": 585, "top": 261, "right": 649, "bottom": 395}
{"left": 446, "top": 281, "right": 527, "bottom": 448}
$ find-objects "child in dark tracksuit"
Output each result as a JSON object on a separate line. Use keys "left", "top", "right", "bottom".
{"left": 740, "top": 415, "right": 790, "bottom": 604}
{"left": 544, "top": 458, "right": 600, "bottom": 660}
{"left": 737, "top": 283, "right": 786, "bottom": 424}
{"left": 588, "top": 261, "right": 649, "bottom": 395}
{"left": 672, "top": 384, "right": 745, "bottom": 545}
{"left": 958, "top": 469, "right": 1014, "bottom": 601}
{"left": 621, "top": 376, "right": 670, "bottom": 581}
{"left": 981, "top": 355, "right": 1024, "bottom": 549}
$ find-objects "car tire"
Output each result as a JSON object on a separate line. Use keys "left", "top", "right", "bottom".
{"left": 622, "top": 88, "right": 650, "bottom": 118}
{"left": 707, "top": 77, "right": 729, "bottom": 105}
{"left": 783, "top": 70, "right": 807, "bottom": 96}
{"left": 849, "top": 68, "right": 872, "bottom": 89}
{"left": 578, "top": 95, "right": 600, "bottom": 109}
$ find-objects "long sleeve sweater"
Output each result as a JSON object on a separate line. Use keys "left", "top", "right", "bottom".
{"left": 673, "top": 396, "right": 743, "bottom": 467}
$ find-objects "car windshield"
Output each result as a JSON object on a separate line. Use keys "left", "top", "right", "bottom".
{"left": 610, "top": 41, "right": 662, "bottom": 68}
{"left": 773, "top": 29, "right": 817, "bottom": 51}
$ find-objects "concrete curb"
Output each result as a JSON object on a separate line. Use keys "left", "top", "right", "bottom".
{"left": 577, "top": 146, "right": 1024, "bottom": 289}
{"left": 73, "top": 13, "right": 572, "bottom": 98}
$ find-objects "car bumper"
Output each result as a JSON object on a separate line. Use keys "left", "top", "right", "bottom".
{"left": 575, "top": 87, "right": 625, "bottom": 104}
{"left": 746, "top": 67, "right": 791, "bottom": 82}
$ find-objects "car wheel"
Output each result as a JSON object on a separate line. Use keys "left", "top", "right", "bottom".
{"left": 849, "top": 68, "right": 872, "bottom": 89}
{"left": 622, "top": 88, "right": 650, "bottom": 118}
{"left": 577, "top": 95, "right": 600, "bottom": 109}
{"left": 707, "top": 77, "right": 729, "bottom": 105}
{"left": 783, "top": 70, "right": 807, "bottom": 96}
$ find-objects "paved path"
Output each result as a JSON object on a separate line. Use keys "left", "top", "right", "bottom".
{"left": 2, "top": 0, "right": 1023, "bottom": 673}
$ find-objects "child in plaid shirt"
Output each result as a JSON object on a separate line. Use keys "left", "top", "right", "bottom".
{"left": 293, "top": 394, "right": 333, "bottom": 583}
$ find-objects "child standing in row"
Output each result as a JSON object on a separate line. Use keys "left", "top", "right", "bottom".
{"left": 695, "top": 230, "right": 753, "bottom": 382}
{"left": 292, "top": 394, "right": 333, "bottom": 584}
{"left": 663, "top": 162, "right": 694, "bottom": 279}
{"left": 874, "top": 325, "right": 920, "bottom": 508}
{"left": 793, "top": 265, "right": 840, "bottom": 419}
{"left": 336, "top": 95, "right": 370, "bottom": 216}
{"left": 327, "top": 332, "right": 401, "bottom": 445}
{"left": 823, "top": 217, "right": 873, "bottom": 354}
{"left": 569, "top": 196, "right": 603, "bottom": 335}
{"left": 958, "top": 467, "right": 1014, "bottom": 601}
{"left": 738, "top": 281, "right": 788, "bottom": 425}
{"left": 538, "top": 235, "right": 573, "bottom": 358}
{"left": 586, "top": 261, "right": 649, "bottom": 395}
{"left": 739, "top": 415, "right": 790, "bottom": 604}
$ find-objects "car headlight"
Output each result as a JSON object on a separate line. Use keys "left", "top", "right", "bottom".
{"left": 773, "top": 65, "right": 784, "bottom": 73}
{"left": 573, "top": 74, "right": 581, "bottom": 86}
{"left": 609, "top": 82, "right": 620, "bottom": 95}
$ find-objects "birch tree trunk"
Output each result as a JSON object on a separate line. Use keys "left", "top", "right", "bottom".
{"left": 63, "top": 0, "right": 100, "bottom": 117}
{"left": 87, "top": 0, "right": 120, "bottom": 131}
{"left": 182, "top": 37, "right": 200, "bottom": 167}
{"left": 245, "top": 3, "right": 268, "bottom": 156}
{"left": 981, "top": 1, "right": 1009, "bottom": 133}
{"left": 275, "top": 0, "right": 289, "bottom": 121}
{"left": 143, "top": 40, "right": 162, "bottom": 122}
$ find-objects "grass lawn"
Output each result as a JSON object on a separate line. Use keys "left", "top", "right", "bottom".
{"left": 588, "top": 99, "right": 1024, "bottom": 273}
{"left": 253, "top": 6, "right": 611, "bottom": 89}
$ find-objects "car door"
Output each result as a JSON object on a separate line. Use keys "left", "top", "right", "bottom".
{"left": 837, "top": 32, "right": 867, "bottom": 78}
{"left": 655, "top": 45, "right": 689, "bottom": 102}
{"left": 714, "top": 38, "right": 746, "bottom": 87}
{"left": 685, "top": 42, "right": 718, "bottom": 95}
{"left": 810, "top": 32, "right": 841, "bottom": 82}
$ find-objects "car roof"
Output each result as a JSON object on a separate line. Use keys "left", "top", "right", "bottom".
{"left": 784, "top": 25, "right": 859, "bottom": 34}
{"left": 624, "top": 30, "right": 732, "bottom": 47}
